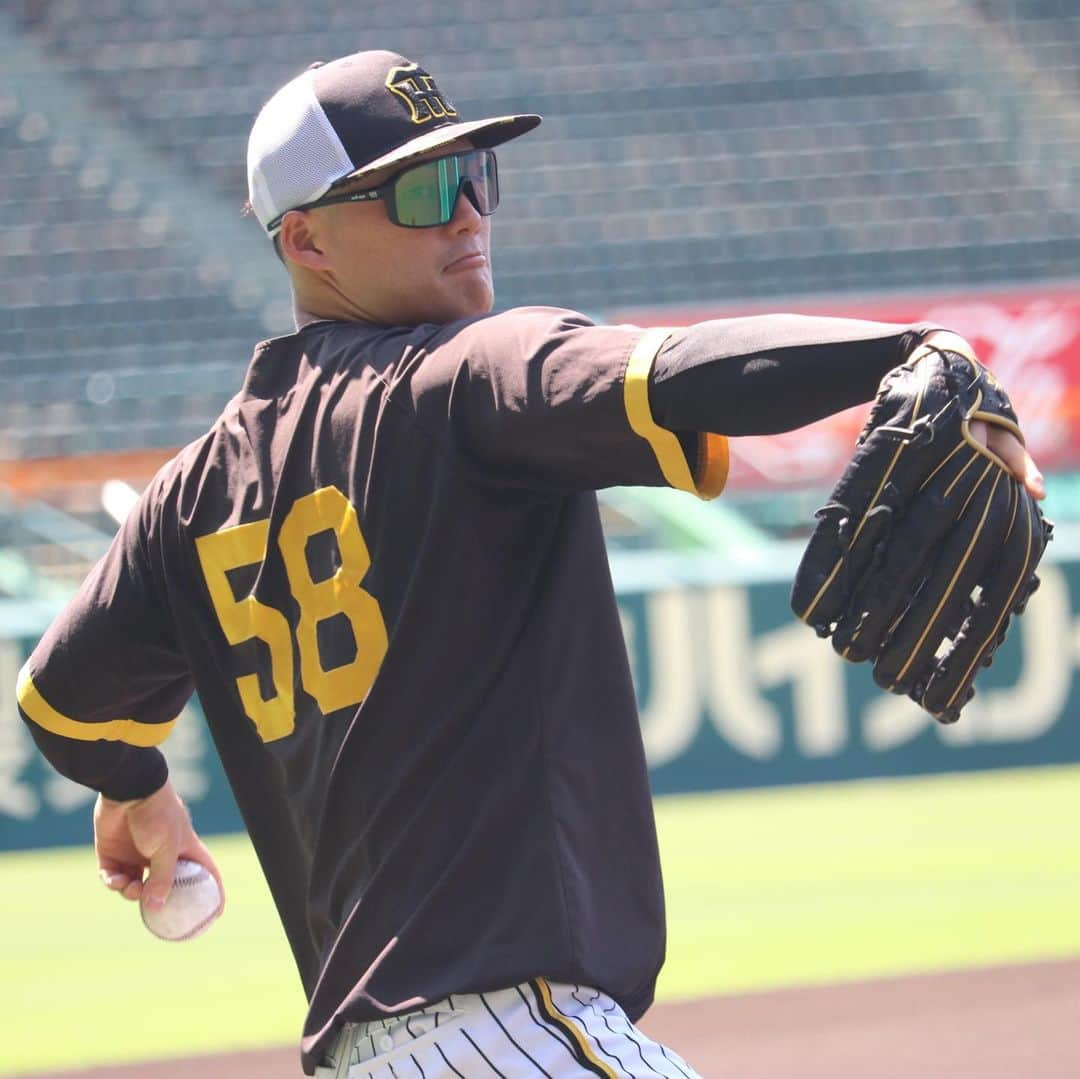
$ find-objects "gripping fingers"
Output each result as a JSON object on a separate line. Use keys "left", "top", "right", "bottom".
{"left": 98, "top": 861, "right": 147, "bottom": 901}
{"left": 100, "top": 869, "right": 144, "bottom": 901}
{"left": 122, "top": 878, "right": 145, "bottom": 902}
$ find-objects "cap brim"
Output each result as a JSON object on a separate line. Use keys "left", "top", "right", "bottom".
{"left": 334, "top": 114, "right": 542, "bottom": 186}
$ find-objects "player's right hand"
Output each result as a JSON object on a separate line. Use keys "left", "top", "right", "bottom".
{"left": 94, "top": 780, "right": 225, "bottom": 914}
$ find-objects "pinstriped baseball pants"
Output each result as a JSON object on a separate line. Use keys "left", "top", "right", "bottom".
{"left": 314, "top": 979, "right": 702, "bottom": 1078}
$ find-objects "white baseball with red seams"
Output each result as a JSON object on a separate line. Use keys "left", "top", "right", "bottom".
{"left": 139, "top": 859, "right": 223, "bottom": 941}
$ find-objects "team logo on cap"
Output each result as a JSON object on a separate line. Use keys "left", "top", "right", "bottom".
{"left": 386, "top": 63, "right": 458, "bottom": 124}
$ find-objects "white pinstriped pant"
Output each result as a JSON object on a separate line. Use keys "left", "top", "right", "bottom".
{"left": 314, "top": 979, "right": 702, "bottom": 1078}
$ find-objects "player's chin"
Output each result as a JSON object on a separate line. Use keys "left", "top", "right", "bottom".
{"left": 442, "top": 275, "right": 495, "bottom": 321}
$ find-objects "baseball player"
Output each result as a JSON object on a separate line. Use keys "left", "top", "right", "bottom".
{"left": 18, "top": 49, "right": 1044, "bottom": 1078}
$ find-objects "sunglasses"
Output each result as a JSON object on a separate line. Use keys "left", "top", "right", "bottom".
{"left": 272, "top": 148, "right": 499, "bottom": 232}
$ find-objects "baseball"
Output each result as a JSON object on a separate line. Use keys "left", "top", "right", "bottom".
{"left": 140, "top": 858, "right": 223, "bottom": 942}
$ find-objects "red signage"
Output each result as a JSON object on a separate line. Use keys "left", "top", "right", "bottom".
{"left": 610, "top": 285, "right": 1080, "bottom": 489}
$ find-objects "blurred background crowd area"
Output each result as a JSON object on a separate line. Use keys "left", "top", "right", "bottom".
{"left": 0, "top": 0, "right": 1077, "bottom": 583}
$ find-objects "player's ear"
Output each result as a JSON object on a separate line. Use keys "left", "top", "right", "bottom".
{"left": 278, "top": 211, "right": 331, "bottom": 270}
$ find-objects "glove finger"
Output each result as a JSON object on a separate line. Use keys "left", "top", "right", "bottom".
{"left": 920, "top": 484, "right": 1050, "bottom": 722}
{"left": 831, "top": 444, "right": 987, "bottom": 661}
{"left": 870, "top": 462, "right": 1013, "bottom": 697}
{"left": 791, "top": 408, "right": 958, "bottom": 633}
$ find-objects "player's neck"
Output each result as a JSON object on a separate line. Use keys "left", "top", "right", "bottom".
{"left": 291, "top": 275, "right": 379, "bottom": 330}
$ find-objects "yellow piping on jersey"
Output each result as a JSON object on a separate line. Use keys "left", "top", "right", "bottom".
{"left": 16, "top": 662, "right": 175, "bottom": 747}
{"left": 624, "top": 327, "right": 729, "bottom": 500}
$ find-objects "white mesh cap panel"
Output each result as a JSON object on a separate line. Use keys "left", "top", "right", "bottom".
{"left": 247, "top": 70, "right": 356, "bottom": 234}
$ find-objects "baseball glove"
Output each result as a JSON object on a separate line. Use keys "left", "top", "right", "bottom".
{"left": 790, "top": 334, "right": 1052, "bottom": 723}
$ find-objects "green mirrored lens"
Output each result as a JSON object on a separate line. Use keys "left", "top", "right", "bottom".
{"left": 390, "top": 151, "right": 496, "bottom": 227}
{"left": 394, "top": 158, "right": 453, "bottom": 226}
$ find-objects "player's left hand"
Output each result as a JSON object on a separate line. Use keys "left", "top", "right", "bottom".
{"left": 94, "top": 780, "right": 224, "bottom": 913}
{"left": 973, "top": 419, "right": 1045, "bottom": 501}
{"left": 925, "top": 329, "right": 1045, "bottom": 501}
{"left": 791, "top": 331, "right": 1053, "bottom": 723}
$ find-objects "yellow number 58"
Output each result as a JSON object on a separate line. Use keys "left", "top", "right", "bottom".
{"left": 195, "top": 487, "right": 388, "bottom": 742}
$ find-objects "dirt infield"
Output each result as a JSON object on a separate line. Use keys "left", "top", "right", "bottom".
{"left": 30, "top": 958, "right": 1080, "bottom": 1078}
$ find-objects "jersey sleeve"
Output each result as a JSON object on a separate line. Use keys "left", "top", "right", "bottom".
{"left": 17, "top": 478, "right": 193, "bottom": 801}
{"left": 407, "top": 307, "right": 728, "bottom": 498}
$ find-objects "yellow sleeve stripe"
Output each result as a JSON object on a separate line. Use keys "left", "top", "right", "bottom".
{"left": 16, "top": 662, "right": 176, "bottom": 747}
{"left": 623, "top": 327, "right": 729, "bottom": 500}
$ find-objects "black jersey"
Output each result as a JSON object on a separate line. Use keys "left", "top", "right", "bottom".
{"left": 17, "top": 306, "right": 727, "bottom": 1073}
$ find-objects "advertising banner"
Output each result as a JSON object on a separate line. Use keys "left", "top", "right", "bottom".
{"left": 625, "top": 561, "right": 1080, "bottom": 796}
{"left": 4, "top": 554, "right": 1079, "bottom": 850}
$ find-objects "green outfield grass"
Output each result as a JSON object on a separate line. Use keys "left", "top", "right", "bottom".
{"left": 655, "top": 764, "right": 1080, "bottom": 1000}
{"left": 4, "top": 765, "right": 1080, "bottom": 1075}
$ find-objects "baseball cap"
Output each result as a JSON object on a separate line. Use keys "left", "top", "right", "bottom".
{"left": 247, "top": 50, "right": 542, "bottom": 236}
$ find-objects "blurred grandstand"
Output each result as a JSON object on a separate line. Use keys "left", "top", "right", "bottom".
{"left": 0, "top": 0, "right": 1078, "bottom": 589}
